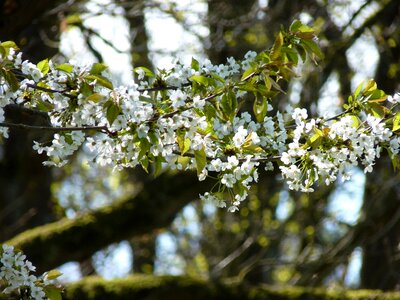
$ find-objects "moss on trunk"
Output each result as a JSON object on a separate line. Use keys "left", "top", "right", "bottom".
{"left": 62, "top": 275, "right": 400, "bottom": 300}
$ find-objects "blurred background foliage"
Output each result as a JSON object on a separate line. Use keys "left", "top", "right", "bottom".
{"left": 2, "top": 0, "right": 400, "bottom": 292}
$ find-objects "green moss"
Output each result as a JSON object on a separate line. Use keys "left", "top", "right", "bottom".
{"left": 248, "top": 285, "right": 400, "bottom": 300}
{"left": 64, "top": 275, "right": 220, "bottom": 300}
{"left": 63, "top": 276, "right": 400, "bottom": 300}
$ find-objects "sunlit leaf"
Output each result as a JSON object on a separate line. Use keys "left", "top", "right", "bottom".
{"left": 194, "top": 147, "right": 207, "bottom": 176}
{"left": 44, "top": 286, "right": 62, "bottom": 300}
{"left": 90, "top": 63, "right": 108, "bottom": 75}
{"left": 393, "top": 110, "right": 400, "bottom": 131}
{"left": 37, "top": 59, "right": 50, "bottom": 75}
{"left": 56, "top": 63, "right": 74, "bottom": 73}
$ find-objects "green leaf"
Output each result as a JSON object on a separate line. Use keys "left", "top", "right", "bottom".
{"left": 1, "top": 68, "right": 19, "bottom": 91}
{"left": 301, "top": 39, "right": 324, "bottom": 59}
{"left": 220, "top": 90, "right": 238, "bottom": 121}
{"left": 367, "top": 89, "right": 387, "bottom": 103}
{"left": 390, "top": 150, "right": 399, "bottom": 171}
{"left": 241, "top": 66, "right": 256, "bottom": 81}
{"left": 269, "top": 77, "right": 286, "bottom": 94}
{"left": 194, "top": 147, "right": 207, "bottom": 176}
{"left": 90, "top": 63, "right": 108, "bottom": 75}
{"left": 350, "top": 115, "right": 360, "bottom": 128}
{"left": 36, "top": 100, "right": 55, "bottom": 112}
{"left": 289, "top": 20, "right": 302, "bottom": 33}
{"left": 303, "top": 128, "right": 324, "bottom": 149}
{"left": 270, "top": 31, "right": 284, "bottom": 60}
{"left": 37, "top": 59, "right": 50, "bottom": 75}
{"left": 133, "top": 66, "right": 154, "bottom": 78}
{"left": 138, "top": 138, "right": 151, "bottom": 160}
{"left": 191, "top": 58, "right": 200, "bottom": 71}
{"left": 140, "top": 157, "right": 149, "bottom": 173}
{"left": 44, "top": 286, "right": 62, "bottom": 300}
{"left": 1, "top": 41, "right": 19, "bottom": 50}
{"left": 363, "top": 79, "right": 377, "bottom": 93}
{"left": 190, "top": 75, "right": 212, "bottom": 86}
{"left": 80, "top": 81, "right": 94, "bottom": 97}
{"left": 56, "top": 63, "right": 74, "bottom": 73}
{"left": 238, "top": 82, "right": 258, "bottom": 93}
{"left": 298, "top": 24, "right": 314, "bottom": 33}
{"left": 282, "top": 46, "right": 299, "bottom": 65}
{"left": 176, "top": 129, "right": 191, "bottom": 155}
{"left": 46, "top": 270, "right": 63, "bottom": 280}
{"left": 153, "top": 156, "right": 165, "bottom": 177}
{"left": 253, "top": 96, "right": 268, "bottom": 123}
{"left": 368, "top": 102, "right": 386, "bottom": 118}
{"left": 393, "top": 110, "right": 400, "bottom": 131}
{"left": 353, "top": 81, "right": 364, "bottom": 100}
{"left": 295, "top": 44, "right": 307, "bottom": 62}
{"left": 86, "top": 74, "right": 113, "bottom": 89}
{"left": 104, "top": 101, "right": 121, "bottom": 125}
{"left": 86, "top": 93, "right": 105, "bottom": 103}
{"left": 66, "top": 14, "right": 82, "bottom": 25}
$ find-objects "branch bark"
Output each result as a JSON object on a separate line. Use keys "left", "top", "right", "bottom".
{"left": 5, "top": 172, "right": 211, "bottom": 273}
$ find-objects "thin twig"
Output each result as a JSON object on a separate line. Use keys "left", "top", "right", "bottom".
{"left": 0, "top": 122, "right": 107, "bottom": 132}
{"left": 137, "top": 82, "right": 191, "bottom": 93}
{"left": 25, "top": 83, "right": 74, "bottom": 99}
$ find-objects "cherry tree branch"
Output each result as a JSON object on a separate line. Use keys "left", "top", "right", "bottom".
{"left": 0, "top": 122, "right": 108, "bottom": 132}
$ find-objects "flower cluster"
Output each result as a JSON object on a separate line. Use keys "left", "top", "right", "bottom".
{"left": 0, "top": 244, "right": 60, "bottom": 299}
{"left": 280, "top": 108, "right": 394, "bottom": 192}
{"left": 0, "top": 41, "right": 271, "bottom": 211}
{"left": 1, "top": 22, "right": 400, "bottom": 211}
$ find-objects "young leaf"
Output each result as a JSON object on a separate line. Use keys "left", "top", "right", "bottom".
{"left": 363, "top": 79, "right": 377, "bottom": 93}
{"left": 137, "top": 138, "right": 149, "bottom": 159}
{"left": 367, "top": 102, "right": 386, "bottom": 118}
{"left": 104, "top": 101, "right": 121, "bottom": 125}
{"left": 44, "top": 286, "right": 62, "bottom": 300}
{"left": 289, "top": 20, "right": 302, "bottom": 33}
{"left": 1, "top": 68, "right": 19, "bottom": 91}
{"left": 190, "top": 75, "right": 212, "bottom": 86}
{"left": 191, "top": 58, "right": 200, "bottom": 71}
{"left": 392, "top": 110, "right": 400, "bottom": 131}
{"left": 86, "top": 93, "right": 105, "bottom": 103}
{"left": 90, "top": 63, "right": 108, "bottom": 75}
{"left": 37, "top": 59, "right": 50, "bottom": 75}
{"left": 282, "top": 46, "right": 299, "bottom": 65}
{"left": 1, "top": 41, "right": 19, "bottom": 50}
{"left": 153, "top": 156, "right": 165, "bottom": 177}
{"left": 295, "top": 44, "right": 307, "bottom": 62}
{"left": 140, "top": 157, "right": 149, "bottom": 173}
{"left": 220, "top": 91, "right": 238, "bottom": 120}
{"left": 241, "top": 66, "right": 256, "bottom": 81}
{"left": 134, "top": 66, "right": 154, "bottom": 78}
{"left": 367, "top": 89, "right": 387, "bottom": 103}
{"left": 176, "top": 129, "right": 191, "bottom": 155}
{"left": 46, "top": 270, "right": 63, "bottom": 280}
{"left": 86, "top": 74, "right": 113, "bottom": 89}
{"left": 270, "top": 31, "right": 284, "bottom": 60}
{"left": 194, "top": 147, "right": 207, "bottom": 176}
{"left": 36, "top": 100, "right": 55, "bottom": 112}
{"left": 56, "top": 63, "right": 74, "bottom": 73}
{"left": 253, "top": 96, "right": 268, "bottom": 123}
{"left": 353, "top": 81, "right": 364, "bottom": 100}
{"left": 301, "top": 39, "right": 324, "bottom": 59}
